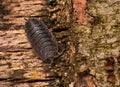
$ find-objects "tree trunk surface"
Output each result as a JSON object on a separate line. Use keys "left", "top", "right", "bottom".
{"left": 0, "top": 0, "right": 50, "bottom": 87}
{"left": 0, "top": 0, "right": 120, "bottom": 87}
{"left": 0, "top": 30, "right": 51, "bottom": 87}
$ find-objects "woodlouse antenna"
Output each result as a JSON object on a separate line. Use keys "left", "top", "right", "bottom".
{"left": 24, "top": 9, "right": 37, "bottom": 21}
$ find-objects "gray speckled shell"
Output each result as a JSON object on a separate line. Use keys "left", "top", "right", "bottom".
{"left": 25, "top": 18, "right": 58, "bottom": 62}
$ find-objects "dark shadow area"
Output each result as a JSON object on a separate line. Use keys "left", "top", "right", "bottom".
{"left": 0, "top": 23, "right": 14, "bottom": 30}
{"left": 0, "top": 1, "right": 12, "bottom": 30}
{"left": 0, "top": 3, "right": 10, "bottom": 16}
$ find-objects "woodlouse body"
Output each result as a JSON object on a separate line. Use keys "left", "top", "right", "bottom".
{"left": 25, "top": 18, "right": 58, "bottom": 63}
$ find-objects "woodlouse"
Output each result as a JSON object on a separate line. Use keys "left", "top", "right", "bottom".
{"left": 25, "top": 18, "right": 64, "bottom": 63}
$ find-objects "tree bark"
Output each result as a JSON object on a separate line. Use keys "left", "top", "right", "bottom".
{"left": 0, "top": 0, "right": 50, "bottom": 86}
{"left": 0, "top": 0, "right": 120, "bottom": 87}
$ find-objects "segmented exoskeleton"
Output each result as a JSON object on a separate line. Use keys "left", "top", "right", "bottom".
{"left": 25, "top": 18, "right": 59, "bottom": 63}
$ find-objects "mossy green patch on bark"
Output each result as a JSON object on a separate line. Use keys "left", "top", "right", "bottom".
{"left": 50, "top": 0, "right": 120, "bottom": 87}
{"left": 69, "top": 0, "right": 120, "bottom": 86}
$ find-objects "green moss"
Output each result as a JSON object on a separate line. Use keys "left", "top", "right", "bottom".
{"left": 50, "top": 0, "right": 120, "bottom": 86}
{"left": 69, "top": 0, "right": 120, "bottom": 86}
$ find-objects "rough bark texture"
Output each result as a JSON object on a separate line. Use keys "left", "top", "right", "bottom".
{"left": 0, "top": 0, "right": 47, "bottom": 30}
{"left": 0, "top": 0, "right": 51, "bottom": 87}
{"left": 47, "top": 0, "right": 73, "bottom": 29}
{"left": 0, "top": 30, "right": 54, "bottom": 87}
{"left": 0, "top": 0, "right": 120, "bottom": 87}
{"left": 48, "top": 0, "right": 120, "bottom": 87}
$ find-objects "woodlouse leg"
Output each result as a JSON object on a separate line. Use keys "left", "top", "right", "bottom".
{"left": 50, "top": 42, "right": 67, "bottom": 66}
